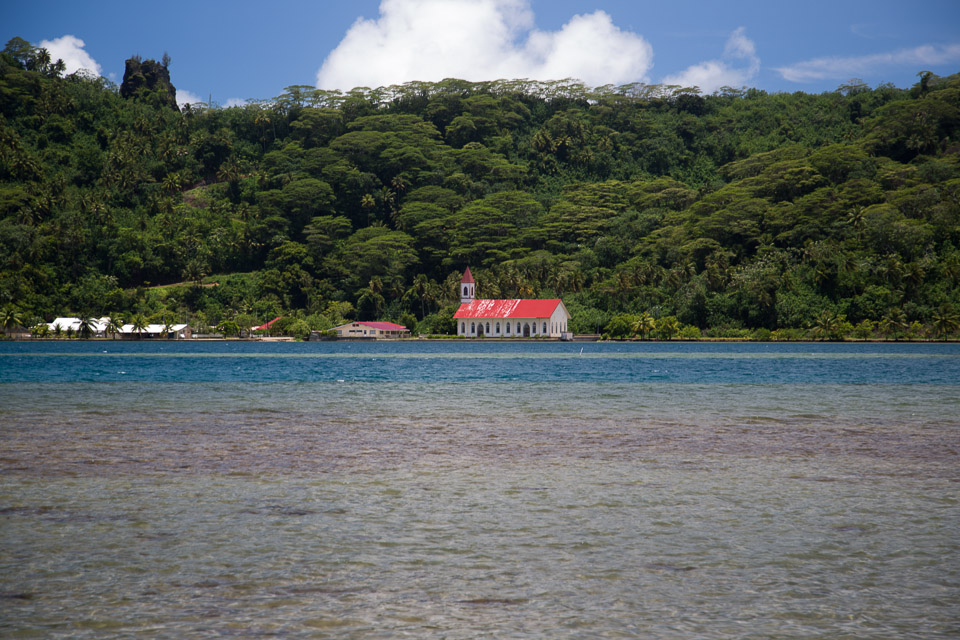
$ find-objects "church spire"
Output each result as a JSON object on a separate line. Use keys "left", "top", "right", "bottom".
{"left": 460, "top": 267, "right": 475, "bottom": 303}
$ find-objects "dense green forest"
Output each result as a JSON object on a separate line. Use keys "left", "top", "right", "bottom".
{"left": 1, "top": 37, "right": 959, "bottom": 339}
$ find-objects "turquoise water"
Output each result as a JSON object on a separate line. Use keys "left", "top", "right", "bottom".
{"left": 2, "top": 342, "right": 959, "bottom": 638}
{"left": 3, "top": 340, "right": 960, "bottom": 383}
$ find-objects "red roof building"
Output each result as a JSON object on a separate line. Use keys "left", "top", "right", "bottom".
{"left": 253, "top": 316, "right": 283, "bottom": 331}
{"left": 333, "top": 321, "right": 410, "bottom": 339}
{"left": 453, "top": 269, "right": 571, "bottom": 338}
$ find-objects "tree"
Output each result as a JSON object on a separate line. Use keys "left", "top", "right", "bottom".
{"left": 632, "top": 312, "right": 656, "bottom": 340}
{"left": 852, "top": 319, "right": 874, "bottom": 340}
{"left": 77, "top": 315, "right": 96, "bottom": 339}
{"left": 105, "top": 316, "right": 124, "bottom": 340}
{"left": 403, "top": 273, "right": 438, "bottom": 318}
{"left": 216, "top": 319, "right": 241, "bottom": 337}
{"left": 131, "top": 313, "right": 148, "bottom": 340}
{"left": 604, "top": 314, "right": 635, "bottom": 340}
{"left": 3, "top": 37, "right": 37, "bottom": 68}
{"left": 931, "top": 305, "right": 959, "bottom": 339}
{"left": 878, "top": 309, "right": 908, "bottom": 341}
{"left": 357, "top": 278, "right": 386, "bottom": 319}
{"left": 399, "top": 312, "right": 417, "bottom": 334}
{"left": 339, "top": 228, "right": 419, "bottom": 293}
{"left": 1, "top": 305, "right": 24, "bottom": 335}
{"left": 811, "top": 311, "right": 851, "bottom": 341}
{"left": 655, "top": 316, "right": 681, "bottom": 341}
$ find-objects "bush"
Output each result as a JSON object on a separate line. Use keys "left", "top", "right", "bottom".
{"left": 287, "top": 319, "right": 311, "bottom": 340}
{"left": 771, "top": 327, "right": 807, "bottom": 341}
{"left": 852, "top": 319, "right": 874, "bottom": 340}
{"left": 604, "top": 314, "right": 636, "bottom": 339}
{"left": 706, "top": 326, "right": 751, "bottom": 339}
{"left": 678, "top": 325, "right": 701, "bottom": 340}
{"left": 399, "top": 312, "right": 417, "bottom": 334}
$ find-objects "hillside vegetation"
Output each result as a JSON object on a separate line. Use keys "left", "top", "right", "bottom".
{"left": 2, "top": 37, "right": 959, "bottom": 339}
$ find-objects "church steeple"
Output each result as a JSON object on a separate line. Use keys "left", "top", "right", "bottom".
{"left": 460, "top": 267, "right": 475, "bottom": 303}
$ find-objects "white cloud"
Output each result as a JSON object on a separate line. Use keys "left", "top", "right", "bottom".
{"left": 316, "top": 0, "right": 653, "bottom": 90}
{"left": 37, "top": 35, "right": 102, "bottom": 76}
{"left": 662, "top": 27, "right": 759, "bottom": 94}
{"left": 176, "top": 89, "right": 205, "bottom": 108}
{"left": 224, "top": 98, "right": 247, "bottom": 108}
{"left": 776, "top": 43, "right": 960, "bottom": 82}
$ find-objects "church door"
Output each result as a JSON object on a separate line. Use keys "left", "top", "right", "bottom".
{"left": 523, "top": 323, "right": 530, "bottom": 337}
{"left": 477, "top": 323, "right": 484, "bottom": 337}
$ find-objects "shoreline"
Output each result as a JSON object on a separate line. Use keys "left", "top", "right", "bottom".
{"left": 4, "top": 336, "right": 957, "bottom": 344}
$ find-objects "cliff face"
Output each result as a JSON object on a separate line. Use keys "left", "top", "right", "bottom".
{"left": 119, "top": 58, "right": 179, "bottom": 111}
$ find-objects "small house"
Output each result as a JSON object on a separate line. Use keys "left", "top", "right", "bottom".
{"left": 333, "top": 321, "right": 410, "bottom": 339}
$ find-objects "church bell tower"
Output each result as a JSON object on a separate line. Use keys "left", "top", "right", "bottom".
{"left": 460, "top": 267, "right": 475, "bottom": 303}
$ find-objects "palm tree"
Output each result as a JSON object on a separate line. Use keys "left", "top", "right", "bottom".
{"left": 1, "top": 305, "right": 24, "bottom": 335}
{"left": 105, "top": 315, "right": 124, "bottom": 340}
{"left": 131, "top": 313, "right": 148, "bottom": 340}
{"left": 846, "top": 206, "right": 866, "bottom": 241}
{"left": 931, "top": 305, "right": 960, "bottom": 340}
{"left": 655, "top": 316, "right": 680, "bottom": 341}
{"left": 76, "top": 315, "right": 96, "bottom": 339}
{"left": 162, "top": 320, "right": 176, "bottom": 339}
{"left": 811, "top": 310, "right": 839, "bottom": 341}
{"left": 878, "top": 309, "right": 908, "bottom": 341}
{"left": 632, "top": 312, "right": 656, "bottom": 340}
{"left": 403, "top": 274, "right": 436, "bottom": 318}
{"left": 52, "top": 322, "right": 63, "bottom": 340}
{"left": 254, "top": 112, "right": 272, "bottom": 152}
{"left": 34, "top": 47, "right": 51, "bottom": 74}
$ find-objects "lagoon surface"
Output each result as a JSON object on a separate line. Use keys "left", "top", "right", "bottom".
{"left": 2, "top": 341, "right": 959, "bottom": 638}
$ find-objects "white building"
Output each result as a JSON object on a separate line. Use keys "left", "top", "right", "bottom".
{"left": 333, "top": 321, "right": 410, "bottom": 338}
{"left": 453, "top": 267, "right": 572, "bottom": 338}
{"left": 47, "top": 317, "right": 110, "bottom": 337}
{"left": 119, "top": 323, "right": 191, "bottom": 339}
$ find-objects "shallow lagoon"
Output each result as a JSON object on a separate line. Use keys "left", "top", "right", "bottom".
{"left": 2, "top": 342, "right": 958, "bottom": 638}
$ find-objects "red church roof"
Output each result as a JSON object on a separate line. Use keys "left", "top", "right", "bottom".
{"left": 358, "top": 321, "right": 409, "bottom": 332}
{"left": 454, "top": 299, "right": 563, "bottom": 319}
{"left": 461, "top": 267, "right": 474, "bottom": 284}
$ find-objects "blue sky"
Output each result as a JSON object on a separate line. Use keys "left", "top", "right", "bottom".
{"left": 4, "top": 0, "right": 959, "bottom": 107}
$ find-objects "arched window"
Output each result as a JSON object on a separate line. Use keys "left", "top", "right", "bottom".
{"left": 495, "top": 322, "right": 500, "bottom": 333}
{"left": 543, "top": 323, "right": 548, "bottom": 334}
{"left": 485, "top": 322, "right": 490, "bottom": 334}
{"left": 461, "top": 322, "right": 465, "bottom": 333}
{"left": 517, "top": 322, "right": 521, "bottom": 334}
{"left": 505, "top": 323, "right": 510, "bottom": 333}
{"left": 471, "top": 322, "right": 475, "bottom": 334}
{"left": 463, "top": 286, "right": 468, "bottom": 297}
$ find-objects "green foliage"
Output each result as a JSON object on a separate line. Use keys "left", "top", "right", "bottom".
{"left": 1, "top": 53, "right": 958, "bottom": 340}
{"left": 215, "top": 319, "right": 241, "bottom": 337}
{"left": 604, "top": 313, "right": 635, "bottom": 339}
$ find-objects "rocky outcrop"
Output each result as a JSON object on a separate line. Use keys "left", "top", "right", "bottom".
{"left": 119, "top": 57, "right": 179, "bottom": 111}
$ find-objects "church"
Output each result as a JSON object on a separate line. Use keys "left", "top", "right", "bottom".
{"left": 453, "top": 267, "right": 572, "bottom": 338}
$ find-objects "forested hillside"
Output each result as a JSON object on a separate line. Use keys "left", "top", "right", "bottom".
{"left": 2, "top": 37, "right": 959, "bottom": 339}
